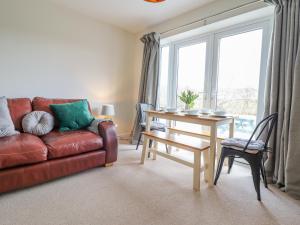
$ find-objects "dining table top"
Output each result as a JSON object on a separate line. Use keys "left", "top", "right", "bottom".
{"left": 145, "top": 110, "right": 234, "bottom": 123}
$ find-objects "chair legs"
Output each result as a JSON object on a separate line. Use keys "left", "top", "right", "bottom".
{"left": 214, "top": 147, "right": 264, "bottom": 201}
{"left": 148, "top": 140, "right": 153, "bottom": 158}
{"left": 149, "top": 139, "right": 153, "bottom": 148}
{"left": 165, "top": 144, "right": 169, "bottom": 152}
{"left": 227, "top": 156, "right": 234, "bottom": 174}
{"left": 136, "top": 132, "right": 143, "bottom": 150}
{"left": 261, "top": 160, "right": 268, "bottom": 188}
{"left": 214, "top": 150, "right": 226, "bottom": 185}
{"left": 249, "top": 162, "right": 261, "bottom": 201}
{"left": 246, "top": 153, "right": 263, "bottom": 201}
{"left": 135, "top": 133, "right": 152, "bottom": 150}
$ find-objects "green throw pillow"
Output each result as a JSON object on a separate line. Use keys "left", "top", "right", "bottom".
{"left": 50, "top": 100, "right": 94, "bottom": 132}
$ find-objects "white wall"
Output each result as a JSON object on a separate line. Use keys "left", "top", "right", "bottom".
{"left": 0, "top": 0, "right": 136, "bottom": 135}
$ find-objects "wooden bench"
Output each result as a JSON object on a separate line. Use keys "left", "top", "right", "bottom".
{"left": 140, "top": 131, "right": 210, "bottom": 191}
{"left": 168, "top": 127, "right": 225, "bottom": 162}
{"left": 168, "top": 127, "right": 225, "bottom": 141}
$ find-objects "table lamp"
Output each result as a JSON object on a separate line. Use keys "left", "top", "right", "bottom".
{"left": 101, "top": 104, "right": 115, "bottom": 120}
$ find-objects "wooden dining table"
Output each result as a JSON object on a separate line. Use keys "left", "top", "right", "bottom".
{"left": 144, "top": 110, "right": 234, "bottom": 186}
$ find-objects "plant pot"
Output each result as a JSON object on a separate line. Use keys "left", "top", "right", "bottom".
{"left": 185, "top": 104, "right": 191, "bottom": 111}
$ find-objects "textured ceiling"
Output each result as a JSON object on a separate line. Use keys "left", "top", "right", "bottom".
{"left": 49, "top": 0, "right": 216, "bottom": 33}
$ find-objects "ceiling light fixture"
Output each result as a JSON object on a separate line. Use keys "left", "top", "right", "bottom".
{"left": 144, "top": 0, "right": 166, "bottom": 3}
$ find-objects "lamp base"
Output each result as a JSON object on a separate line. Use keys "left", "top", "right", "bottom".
{"left": 95, "top": 115, "right": 112, "bottom": 120}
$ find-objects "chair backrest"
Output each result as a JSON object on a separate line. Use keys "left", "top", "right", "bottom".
{"left": 136, "top": 103, "right": 154, "bottom": 124}
{"left": 244, "top": 113, "right": 278, "bottom": 151}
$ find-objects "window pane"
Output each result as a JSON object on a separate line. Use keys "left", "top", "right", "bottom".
{"left": 177, "top": 42, "right": 206, "bottom": 110}
{"left": 216, "top": 29, "right": 263, "bottom": 138}
{"left": 176, "top": 42, "right": 207, "bottom": 131}
{"left": 158, "top": 46, "right": 169, "bottom": 108}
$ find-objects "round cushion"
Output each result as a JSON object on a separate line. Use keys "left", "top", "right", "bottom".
{"left": 22, "top": 111, "right": 55, "bottom": 136}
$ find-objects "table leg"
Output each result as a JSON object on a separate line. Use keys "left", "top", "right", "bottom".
{"left": 224, "top": 119, "right": 234, "bottom": 167}
{"left": 167, "top": 124, "right": 173, "bottom": 154}
{"left": 140, "top": 136, "right": 148, "bottom": 164}
{"left": 229, "top": 119, "right": 235, "bottom": 138}
{"left": 145, "top": 114, "right": 152, "bottom": 132}
{"left": 203, "top": 149, "right": 209, "bottom": 183}
{"left": 146, "top": 115, "right": 153, "bottom": 157}
{"left": 167, "top": 120, "right": 175, "bottom": 154}
{"left": 193, "top": 151, "right": 201, "bottom": 192}
{"left": 208, "top": 124, "right": 217, "bottom": 186}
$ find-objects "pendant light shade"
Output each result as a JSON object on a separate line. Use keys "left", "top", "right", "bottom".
{"left": 144, "top": 0, "right": 166, "bottom": 3}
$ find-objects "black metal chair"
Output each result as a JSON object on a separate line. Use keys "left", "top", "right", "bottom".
{"left": 214, "top": 113, "right": 278, "bottom": 201}
{"left": 135, "top": 103, "right": 166, "bottom": 150}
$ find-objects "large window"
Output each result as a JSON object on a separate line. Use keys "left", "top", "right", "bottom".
{"left": 158, "top": 46, "right": 170, "bottom": 108}
{"left": 158, "top": 20, "right": 271, "bottom": 138}
{"left": 177, "top": 42, "right": 207, "bottom": 109}
{"left": 215, "top": 29, "right": 264, "bottom": 138}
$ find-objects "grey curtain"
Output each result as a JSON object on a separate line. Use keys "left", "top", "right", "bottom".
{"left": 264, "top": 0, "right": 300, "bottom": 199}
{"left": 131, "top": 32, "right": 160, "bottom": 143}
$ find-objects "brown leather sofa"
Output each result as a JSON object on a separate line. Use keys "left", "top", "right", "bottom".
{"left": 0, "top": 97, "right": 118, "bottom": 194}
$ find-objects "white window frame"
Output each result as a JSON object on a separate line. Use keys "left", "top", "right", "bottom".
{"left": 173, "top": 35, "right": 211, "bottom": 109}
{"left": 159, "top": 16, "right": 272, "bottom": 122}
{"left": 211, "top": 20, "right": 271, "bottom": 122}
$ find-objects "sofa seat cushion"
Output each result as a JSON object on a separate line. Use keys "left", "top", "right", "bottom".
{"left": 42, "top": 130, "right": 103, "bottom": 159}
{"left": 0, "top": 133, "right": 48, "bottom": 169}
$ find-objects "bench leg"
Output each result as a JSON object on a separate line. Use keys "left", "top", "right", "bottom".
{"left": 193, "top": 151, "right": 201, "bottom": 192}
{"left": 141, "top": 136, "right": 149, "bottom": 164}
{"left": 203, "top": 149, "right": 209, "bottom": 183}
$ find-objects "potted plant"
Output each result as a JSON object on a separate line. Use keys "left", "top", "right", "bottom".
{"left": 179, "top": 90, "right": 199, "bottom": 110}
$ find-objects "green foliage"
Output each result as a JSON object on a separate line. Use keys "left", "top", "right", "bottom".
{"left": 179, "top": 90, "right": 199, "bottom": 109}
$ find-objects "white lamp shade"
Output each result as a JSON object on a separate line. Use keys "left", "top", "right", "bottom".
{"left": 101, "top": 104, "right": 115, "bottom": 116}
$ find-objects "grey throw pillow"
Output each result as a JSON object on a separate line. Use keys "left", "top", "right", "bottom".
{"left": 87, "top": 119, "right": 105, "bottom": 134}
{"left": 22, "top": 111, "right": 55, "bottom": 136}
{"left": 87, "top": 118, "right": 112, "bottom": 134}
{"left": 0, "top": 97, "right": 19, "bottom": 137}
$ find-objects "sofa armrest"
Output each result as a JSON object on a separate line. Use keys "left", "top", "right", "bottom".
{"left": 98, "top": 121, "right": 118, "bottom": 164}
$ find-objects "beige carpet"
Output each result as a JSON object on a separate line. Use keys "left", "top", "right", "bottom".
{"left": 0, "top": 144, "right": 299, "bottom": 225}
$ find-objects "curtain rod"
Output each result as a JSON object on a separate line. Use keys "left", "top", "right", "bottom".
{"left": 160, "top": 0, "right": 267, "bottom": 35}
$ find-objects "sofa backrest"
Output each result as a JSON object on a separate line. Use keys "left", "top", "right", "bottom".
{"left": 32, "top": 97, "right": 88, "bottom": 114}
{"left": 32, "top": 97, "right": 92, "bottom": 127}
{"left": 5, "top": 97, "right": 92, "bottom": 131}
{"left": 7, "top": 98, "right": 32, "bottom": 131}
